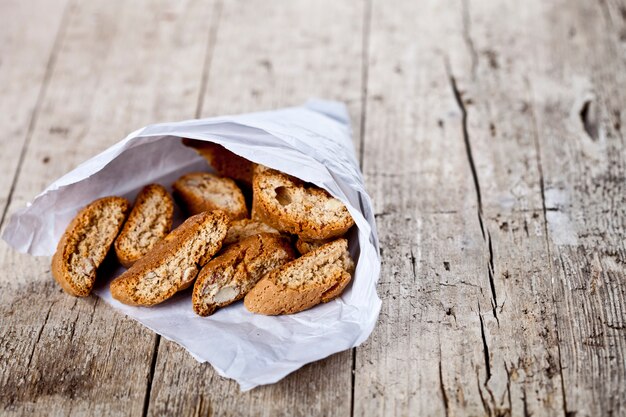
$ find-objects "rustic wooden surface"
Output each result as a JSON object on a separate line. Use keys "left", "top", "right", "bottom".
{"left": 0, "top": 0, "right": 624, "bottom": 416}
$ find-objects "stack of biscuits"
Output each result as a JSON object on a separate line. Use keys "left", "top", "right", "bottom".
{"left": 51, "top": 139, "right": 356, "bottom": 316}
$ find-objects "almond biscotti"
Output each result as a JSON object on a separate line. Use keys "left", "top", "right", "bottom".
{"left": 52, "top": 197, "right": 130, "bottom": 297}
{"left": 252, "top": 166, "right": 354, "bottom": 240}
{"left": 183, "top": 139, "right": 254, "bottom": 186}
{"left": 244, "top": 238, "right": 354, "bottom": 315}
{"left": 224, "top": 219, "right": 279, "bottom": 245}
{"left": 173, "top": 172, "right": 248, "bottom": 220}
{"left": 295, "top": 237, "right": 333, "bottom": 255}
{"left": 192, "top": 233, "right": 295, "bottom": 316}
{"left": 114, "top": 184, "right": 174, "bottom": 268}
{"left": 110, "top": 210, "right": 229, "bottom": 306}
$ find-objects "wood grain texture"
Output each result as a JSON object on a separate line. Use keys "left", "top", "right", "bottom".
{"left": 199, "top": 0, "right": 367, "bottom": 153}
{"left": 354, "top": 1, "right": 489, "bottom": 414}
{"left": 0, "top": 0, "right": 69, "bottom": 223}
{"left": 354, "top": 0, "right": 623, "bottom": 416}
{"left": 526, "top": 1, "right": 626, "bottom": 415}
{"left": 0, "top": 0, "right": 218, "bottom": 415}
{"left": 0, "top": 0, "right": 624, "bottom": 416}
{"left": 145, "top": 0, "right": 366, "bottom": 415}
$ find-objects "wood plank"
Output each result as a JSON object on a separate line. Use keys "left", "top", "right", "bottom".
{"left": 355, "top": 0, "right": 567, "bottom": 415}
{"left": 526, "top": 1, "right": 626, "bottom": 415}
{"left": 146, "top": 0, "right": 366, "bottom": 415}
{"left": 447, "top": 1, "right": 568, "bottom": 415}
{"left": 354, "top": 1, "right": 490, "bottom": 414}
{"left": 0, "top": 0, "right": 219, "bottom": 415}
{"left": 199, "top": 0, "right": 367, "bottom": 155}
{"left": 0, "top": 1, "right": 622, "bottom": 416}
{"left": 0, "top": 0, "right": 69, "bottom": 221}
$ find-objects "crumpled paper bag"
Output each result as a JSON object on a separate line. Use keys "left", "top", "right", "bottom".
{"left": 2, "top": 99, "right": 381, "bottom": 390}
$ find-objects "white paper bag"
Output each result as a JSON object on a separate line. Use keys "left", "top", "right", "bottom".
{"left": 2, "top": 99, "right": 381, "bottom": 390}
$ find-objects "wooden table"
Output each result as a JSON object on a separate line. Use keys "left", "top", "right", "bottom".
{"left": 1, "top": 0, "right": 624, "bottom": 416}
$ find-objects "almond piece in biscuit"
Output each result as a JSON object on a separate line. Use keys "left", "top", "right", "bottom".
{"left": 114, "top": 184, "right": 174, "bottom": 268}
{"left": 295, "top": 237, "right": 334, "bottom": 255}
{"left": 192, "top": 233, "right": 295, "bottom": 316}
{"left": 244, "top": 238, "right": 354, "bottom": 315}
{"left": 224, "top": 219, "right": 279, "bottom": 245}
{"left": 52, "top": 197, "right": 130, "bottom": 297}
{"left": 110, "top": 210, "right": 229, "bottom": 306}
{"left": 252, "top": 166, "right": 354, "bottom": 240}
{"left": 173, "top": 172, "right": 248, "bottom": 220}
{"left": 182, "top": 139, "right": 254, "bottom": 186}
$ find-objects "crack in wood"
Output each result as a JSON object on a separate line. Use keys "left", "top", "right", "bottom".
{"left": 478, "top": 303, "right": 492, "bottom": 383}
{"left": 194, "top": 395, "right": 203, "bottom": 417}
{"left": 26, "top": 301, "right": 56, "bottom": 369}
{"left": 522, "top": 386, "right": 530, "bottom": 417}
{"left": 504, "top": 362, "right": 513, "bottom": 415}
{"left": 374, "top": 211, "right": 391, "bottom": 218}
{"left": 475, "top": 365, "right": 492, "bottom": 417}
{"left": 67, "top": 297, "right": 80, "bottom": 342}
{"left": 410, "top": 247, "right": 417, "bottom": 282}
{"left": 141, "top": 335, "right": 161, "bottom": 417}
{"left": 487, "top": 230, "right": 500, "bottom": 325}
{"left": 194, "top": 395, "right": 211, "bottom": 417}
{"left": 86, "top": 297, "right": 99, "bottom": 327}
{"left": 439, "top": 346, "right": 450, "bottom": 417}
{"left": 350, "top": 347, "right": 357, "bottom": 417}
{"left": 103, "top": 322, "right": 119, "bottom": 366}
{"left": 447, "top": 63, "right": 499, "bottom": 322}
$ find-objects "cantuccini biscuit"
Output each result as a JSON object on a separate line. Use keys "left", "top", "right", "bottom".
{"left": 52, "top": 197, "right": 130, "bottom": 297}
{"left": 295, "top": 237, "right": 334, "bottom": 255}
{"left": 173, "top": 172, "right": 248, "bottom": 220}
{"left": 110, "top": 210, "right": 229, "bottom": 306}
{"left": 114, "top": 184, "right": 174, "bottom": 268}
{"left": 192, "top": 233, "right": 295, "bottom": 316}
{"left": 244, "top": 238, "right": 354, "bottom": 315}
{"left": 182, "top": 139, "right": 254, "bottom": 186}
{"left": 224, "top": 219, "right": 279, "bottom": 245}
{"left": 252, "top": 166, "right": 354, "bottom": 240}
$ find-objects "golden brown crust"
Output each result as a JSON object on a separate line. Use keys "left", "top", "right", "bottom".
{"left": 110, "top": 210, "right": 229, "bottom": 306}
{"left": 173, "top": 172, "right": 248, "bottom": 220}
{"left": 51, "top": 197, "right": 130, "bottom": 297}
{"left": 295, "top": 237, "right": 334, "bottom": 255}
{"left": 223, "top": 219, "right": 280, "bottom": 245}
{"left": 243, "top": 238, "right": 354, "bottom": 315}
{"left": 243, "top": 270, "right": 351, "bottom": 315}
{"left": 252, "top": 166, "right": 354, "bottom": 240}
{"left": 182, "top": 139, "right": 254, "bottom": 186}
{"left": 114, "top": 184, "right": 174, "bottom": 268}
{"left": 192, "top": 233, "right": 295, "bottom": 316}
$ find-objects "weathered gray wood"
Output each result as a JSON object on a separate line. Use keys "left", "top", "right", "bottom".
{"left": 0, "top": 0, "right": 624, "bottom": 415}
{"left": 354, "top": 0, "right": 595, "bottom": 416}
{"left": 148, "top": 341, "right": 351, "bottom": 417}
{"left": 145, "top": 0, "right": 366, "bottom": 415}
{"left": 448, "top": 1, "right": 569, "bottom": 415}
{"left": 0, "top": 0, "right": 69, "bottom": 222}
{"left": 353, "top": 1, "right": 489, "bottom": 414}
{"left": 525, "top": 1, "right": 626, "bottom": 415}
{"left": 0, "top": 0, "right": 219, "bottom": 415}
{"left": 199, "top": 0, "right": 367, "bottom": 155}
